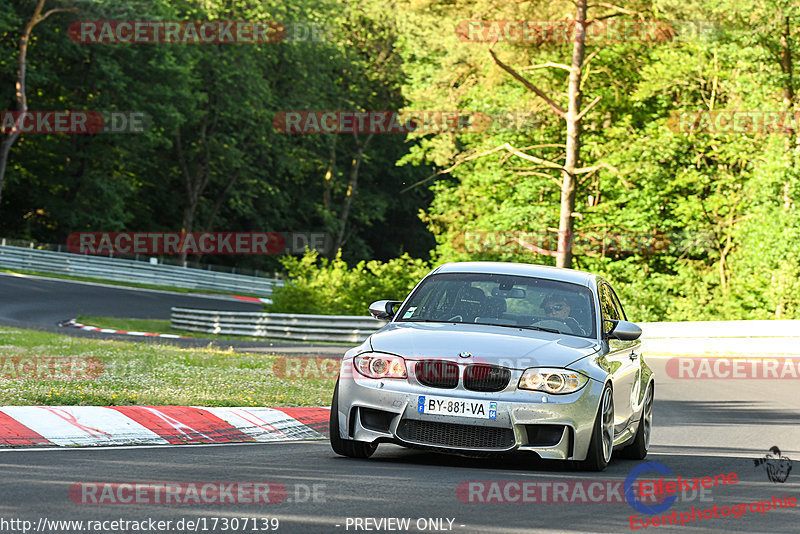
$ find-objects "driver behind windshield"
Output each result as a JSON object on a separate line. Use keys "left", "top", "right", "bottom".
{"left": 541, "top": 294, "right": 586, "bottom": 335}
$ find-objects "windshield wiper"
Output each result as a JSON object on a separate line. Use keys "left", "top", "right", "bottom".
{"left": 470, "top": 322, "right": 563, "bottom": 334}
{"left": 404, "top": 319, "right": 562, "bottom": 334}
{"left": 518, "top": 325, "right": 562, "bottom": 334}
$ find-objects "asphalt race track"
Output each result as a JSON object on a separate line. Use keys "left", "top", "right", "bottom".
{"left": 0, "top": 272, "right": 262, "bottom": 328}
{"left": 1, "top": 273, "right": 799, "bottom": 533}
{"left": 2, "top": 358, "right": 799, "bottom": 534}
{"left": 0, "top": 273, "right": 344, "bottom": 354}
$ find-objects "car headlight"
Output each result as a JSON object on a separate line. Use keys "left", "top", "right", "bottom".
{"left": 518, "top": 368, "right": 589, "bottom": 394}
{"left": 354, "top": 353, "right": 407, "bottom": 379}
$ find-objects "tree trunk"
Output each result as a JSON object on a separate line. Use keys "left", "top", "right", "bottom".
{"left": 0, "top": 133, "right": 21, "bottom": 207}
{"left": 0, "top": 0, "right": 42, "bottom": 208}
{"left": 333, "top": 133, "right": 374, "bottom": 255}
{"left": 779, "top": 14, "right": 796, "bottom": 214}
{"left": 0, "top": 1, "right": 75, "bottom": 209}
{"left": 175, "top": 127, "right": 210, "bottom": 267}
{"left": 324, "top": 135, "right": 336, "bottom": 212}
{"left": 779, "top": 15, "right": 794, "bottom": 108}
{"left": 203, "top": 169, "right": 239, "bottom": 232}
{"left": 556, "top": 0, "right": 587, "bottom": 269}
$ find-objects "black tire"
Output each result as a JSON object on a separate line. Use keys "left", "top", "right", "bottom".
{"left": 579, "top": 383, "right": 614, "bottom": 471}
{"left": 619, "top": 382, "right": 653, "bottom": 460}
{"left": 329, "top": 379, "right": 377, "bottom": 459}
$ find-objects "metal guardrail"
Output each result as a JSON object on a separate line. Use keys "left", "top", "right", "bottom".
{"left": 0, "top": 244, "right": 281, "bottom": 296}
{"left": 170, "top": 308, "right": 800, "bottom": 352}
{"left": 171, "top": 308, "right": 387, "bottom": 343}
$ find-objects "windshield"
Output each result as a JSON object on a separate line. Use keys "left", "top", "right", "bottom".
{"left": 396, "top": 272, "right": 596, "bottom": 338}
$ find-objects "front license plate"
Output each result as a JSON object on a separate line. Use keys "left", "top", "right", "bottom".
{"left": 417, "top": 395, "right": 497, "bottom": 419}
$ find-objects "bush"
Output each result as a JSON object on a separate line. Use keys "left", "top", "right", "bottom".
{"left": 267, "top": 250, "right": 430, "bottom": 315}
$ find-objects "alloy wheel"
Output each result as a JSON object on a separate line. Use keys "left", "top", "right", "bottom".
{"left": 601, "top": 387, "right": 614, "bottom": 463}
{"left": 642, "top": 385, "right": 653, "bottom": 449}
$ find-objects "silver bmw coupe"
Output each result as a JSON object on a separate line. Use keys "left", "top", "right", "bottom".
{"left": 329, "top": 261, "right": 654, "bottom": 471}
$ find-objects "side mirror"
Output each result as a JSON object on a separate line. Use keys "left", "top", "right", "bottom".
{"left": 369, "top": 300, "right": 401, "bottom": 320}
{"left": 607, "top": 320, "right": 642, "bottom": 341}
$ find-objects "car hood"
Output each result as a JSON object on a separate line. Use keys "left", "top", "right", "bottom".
{"left": 368, "top": 322, "right": 600, "bottom": 369}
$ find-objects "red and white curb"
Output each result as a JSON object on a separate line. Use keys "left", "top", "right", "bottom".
{"left": 57, "top": 318, "right": 184, "bottom": 339}
{"left": 0, "top": 406, "right": 329, "bottom": 447}
{"left": 231, "top": 295, "right": 272, "bottom": 305}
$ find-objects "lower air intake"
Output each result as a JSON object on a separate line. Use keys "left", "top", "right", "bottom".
{"left": 396, "top": 419, "right": 515, "bottom": 450}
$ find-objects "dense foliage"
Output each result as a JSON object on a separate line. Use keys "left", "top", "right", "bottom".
{"left": 2, "top": 0, "right": 798, "bottom": 320}
{"left": 392, "top": 0, "right": 800, "bottom": 321}
{"left": 0, "top": 0, "right": 435, "bottom": 268}
{"left": 267, "top": 250, "right": 429, "bottom": 315}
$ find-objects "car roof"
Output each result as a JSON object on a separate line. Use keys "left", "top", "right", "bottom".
{"left": 431, "top": 261, "right": 598, "bottom": 288}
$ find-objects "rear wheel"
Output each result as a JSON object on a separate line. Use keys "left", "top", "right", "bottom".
{"left": 619, "top": 382, "right": 653, "bottom": 460}
{"left": 329, "top": 379, "right": 377, "bottom": 458}
{"left": 579, "top": 384, "right": 614, "bottom": 471}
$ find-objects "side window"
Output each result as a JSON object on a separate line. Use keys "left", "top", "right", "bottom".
{"left": 607, "top": 285, "right": 628, "bottom": 321}
{"left": 599, "top": 284, "right": 619, "bottom": 334}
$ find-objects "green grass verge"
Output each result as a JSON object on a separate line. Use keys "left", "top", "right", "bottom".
{"left": 0, "top": 327, "right": 336, "bottom": 407}
{"left": 0, "top": 268, "right": 268, "bottom": 299}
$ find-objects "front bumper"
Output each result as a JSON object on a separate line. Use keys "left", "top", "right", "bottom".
{"left": 335, "top": 365, "right": 606, "bottom": 461}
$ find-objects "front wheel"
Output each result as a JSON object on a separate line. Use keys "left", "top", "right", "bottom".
{"left": 329, "top": 379, "right": 377, "bottom": 459}
{"left": 579, "top": 384, "right": 614, "bottom": 471}
{"left": 619, "top": 382, "right": 653, "bottom": 460}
